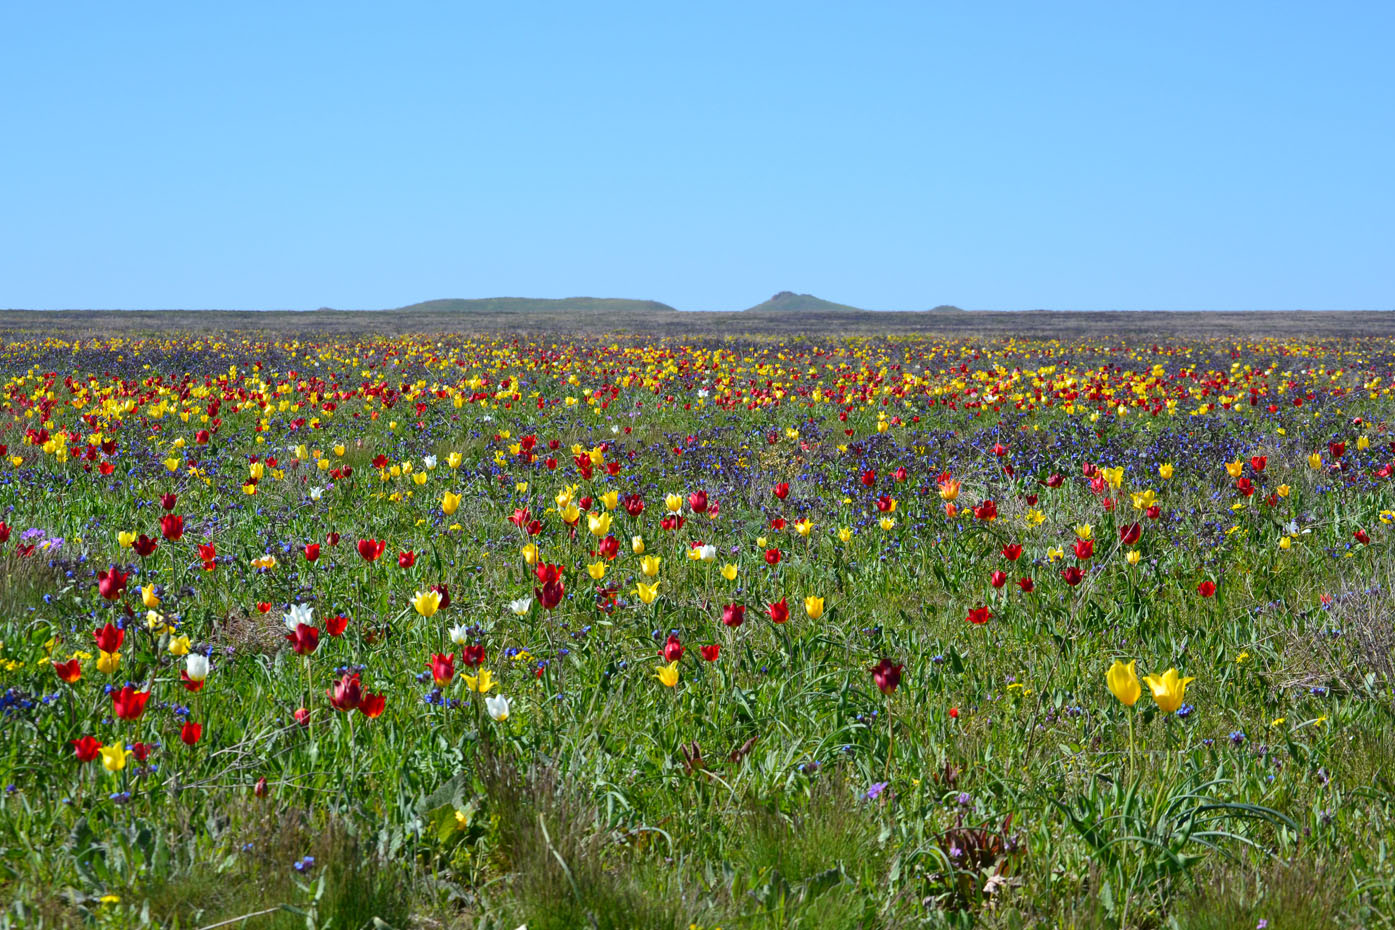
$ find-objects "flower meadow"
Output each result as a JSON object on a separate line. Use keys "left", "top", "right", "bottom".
{"left": 4, "top": 331, "right": 1395, "bottom": 928}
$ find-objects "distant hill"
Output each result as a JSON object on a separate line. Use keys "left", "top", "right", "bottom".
{"left": 395, "top": 297, "right": 678, "bottom": 315}
{"left": 741, "top": 291, "right": 867, "bottom": 313}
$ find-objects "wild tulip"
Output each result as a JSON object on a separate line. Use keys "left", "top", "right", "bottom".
{"left": 1106, "top": 660, "right": 1141, "bottom": 706}
{"left": 72, "top": 735, "right": 102, "bottom": 762}
{"left": 1355, "top": 529, "right": 1371, "bottom": 545}
{"left": 327, "top": 673, "right": 363, "bottom": 711}
{"left": 54, "top": 659, "right": 81, "bottom": 683}
{"left": 655, "top": 661, "right": 680, "bottom": 687}
{"left": 1060, "top": 567, "right": 1085, "bottom": 586}
{"left": 972, "top": 500, "right": 997, "bottom": 522}
{"left": 359, "top": 693, "right": 387, "bottom": 718}
{"left": 870, "top": 658, "right": 904, "bottom": 694}
{"left": 357, "top": 538, "right": 385, "bottom": 562}
{"left": 112, "top": 685, "right": 151, "bottom": 721}
{"left": 97, "top": 650, "right": 121, "bottom": 675}
{"left": 662, "top": 634, "right": 685, "bottom": 663}
{"left": 131, "top": 742, "right": 151, "bottom": 763}
{"left": 442, "top": 490, "right": 461, "bottom": 515}
{"left": 1016, "top": 577, "right": 1034, "bottom": 593}
{"left": 183, "top": 653, "right": 209, "bottom": 690}
{"left": 1002, "top": 543, "right": 1022, "bottom": 561}
{"left": 286, "top": 623, "right": 320, "bottom": 655}
{"left": 1119, "top": 523, "right": 1142, "bottom": 545}
{"left": 304, "top": 543, "right": 321, "bottom": 562}
{"left": 398, "top": 550, "right": 416, "bottom": 569}
{"left": 429, "top": 653, "right": 455, "bottom": 686}
{"left": 99, "top": 745, "right": 130, "bottom": 774}
{"left": 688, "top": 490, "right": 709, "bottom": 513}
{"left": 141, "top": 585, "right": 160, "bottom": 608}
{"left": 721, "top": 563, "right": 738, "bottom": 580}
{"left": 764, "top": 548, "right": 782, "bottom": 566}
{"left": 1073, "top": 538, "right": 1094, "bottom": 560}
{"left": 411, "top": 590, "right": 442, "bottom": 618}
{"left": 773, "top": 482, "right": 790, "bottom": 500}
{"left": 485, "top": 694, "right": 511, "bottom": 720}
{"left": 721, "top": 604, "right": 746, "bottom": 627}
{"left": 133, "top": 535, "right": 158, "bottom": 557}
{"left": 767, "top": 599, "right": 789, "bottom": 624}
{"left": 97, "top": 566, "right": 129, "bottom": 600}
{"left": 93, "top": 623, "right": 124, "bottom": 653}
{"left": 1197, "top": 580, "right": 1217, "bottom": 598}
{"left": 965, "top": 606, "right": 992, "bottom": 625}
{"left": 463, "top": 669, "right": 496, "bottom": 693}
{"left": 294, "top": 708, "right": 311, "bottom": 727}
{"left": 700, "top": 644, "right": 720, "bottom": 662}
{"left": 159, "top": 513, "right": 184, "bottom": 541}
{"left": 598, "top": 535, "right": 620, "bottom": 559}
{"left": 180, "top": 722, "right": 203, "bottom": 745}
{"left": 462, "top": 644, "right": 486, "bottom": 667}
{"left": 804, "top": 595, "right": 825, "bottom": 619}
{"left": 324, "top": 614, "right": 349, "bottom": 636}
{"left": 635, "top": 581, "right": 659, "bottom": 604}
{"left": 990, "top": 571, "right": 1008, "bottom": 588}
{"left": 1143, "top": 668, "right": 1194, "bottom": 713}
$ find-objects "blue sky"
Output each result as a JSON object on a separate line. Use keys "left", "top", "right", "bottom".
{"left": 2, "top": 1, "right": 1391, "bottom": 311}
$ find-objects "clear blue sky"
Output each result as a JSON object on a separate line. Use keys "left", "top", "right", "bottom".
{"left": 2, "top": 2, "right": 1391, "bottom": 311}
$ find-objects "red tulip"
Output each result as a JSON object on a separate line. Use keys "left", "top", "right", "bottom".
{"left": 195, "top": 429, "right": 211, "bottom": 444}
{"left": 700, "top": 644, "right": 720, "bottom": 662}
{"left": 1329, "top": 441, "right": 1346, "bottom": 459}
{"left": 661, "top": 634, "right": 685, "bottom": 663}
{"left": 303, "top": 543, "right": 321, "bottom": 562}
{"left": 1146, "top": 505, "right": 1161, "bottom": 520}
{"left": 990, "top": 571, "right": 1008, "bottom": 588}
{"left": 598, "top": 535, "right": 620, "bottom": 559}
{"left": 688, "top": 490, "right": 709, "bottom": 513}
{"left": 1250, "top": 455, "right": 1267, "bottom": 472}
{"left": 398, "top": 550, "right": 416, "bottom": 569}
{"left": 430, "top": 583, "right": 452, "bottom": 609}
{"left": 429, "top": 653, "right": 456, "bottom": 686}
{"left": 286, "top": 623, "right": 319, "bottom": 655}
{"left": 71, "top": 735, "right": 102, "bottom": 762}
{"left": 1073, "top": 538, "right": 1094, "bottom": 561}
{"left": 327, "top": 673, "right": 363, "bottom": 711}
{"left": 132, "top": 534, "right": 158, "bottom": 557}
{"left": 359, "top": 693, "right": 387, "bottom": 718}
{"left": 97, "top": 566, "right": 129, "bottom": 600}
{"left": 93, "top": 622, "right": 124, "bottom": 653}
{"left": 773, "top": 482, "right": 790, "bottom": 500}
{"left": 1016, "top": 577, "right": 1035, "bottom": 593}
{"left": 53, "top": 658, "right": 82, "bottom": 682}
{"left": 180, "top": 722, "right": 203, "bottom": 745}
{"left": 767, "top": 599, "right": 789, "bottom": 624}
{"left": 622, "top": 494, "right": 645, "bottom": 517}
{"left": 324, "top": 614, "right": 349, "bottom": 637}
{"left": 1197, "top": 580, "right": 1217, "bottom": 597}
{"left": 721, "top": 604, "right": 746, "bottom": 627}
{"left": 357, "top": 538, "right": 386, "bottom": 562}
{"left": 326, "top": 531, "right": 341, "bottom": 546}
{"left": 1001, "top": 543, "right": 1022, "bottom": 561}
{"left": 893, "top": 467, "right": 908, "bottom": 482}
{"left": 461, "top": 644, "right": 486, "bottom": 667}
{"left": 112, "top": 685, "right": 151, "bottom": 720}
{"left": 0, "top": 522, "right": 10, "bottom": 544}
{"left": 1043, "top": 473, "right": 1064, "bottom": 488}
{"left": 965, "top": 606, "right": 993, "bottom": 625}
{"left": 294, "top": 708, "right": 311, "bottom": 727}
{"left": 1119, "top": 523, "right": 1142, "bottom": 545}
{"left": 972, "top": 500, "right": 998, "bottom": 522}
{"left": 870, "top": 658, "right": 905, "bottom": 694}
{"left": 159, "top": 492, "right": 178, "bottom": 510}
{"left": 764, "top": 548, "right": 782, "bottom": 566}
{"left": 860, "top": 469, "right": 876, "bottom": 487}
{"left": 159, "top": 513, "right": 184, "bottom": 541}
{"left": 1355, "top": 529, "right": 1371, "bottom": 545}
{"left": 1060, "top": 566, "right": 1085, "bottom": 586}
{"left": 130, "top": 742, "right": 151, "bottom": 762}
{"left": 875, "top": 495, "right": 895, "bottom": 513}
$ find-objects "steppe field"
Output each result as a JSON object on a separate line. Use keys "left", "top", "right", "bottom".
{"left": 6, "top": 309, "right": 1395, "bottom": 929}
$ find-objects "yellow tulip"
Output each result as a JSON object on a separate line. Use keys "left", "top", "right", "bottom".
{"left": 96, "top": 650, "right": 121, "bottom": 675}
{"left": 655, "top": 661, "right": 679, "bottom": 687}
{"left": 635, "top": 581, "right": 659, "bottom": 604}
{"left": 587, "top": 561, "right": 607, "bottom": 580}
{"left": 720, "top": 563, "right": 738, "bottom": 581}
{"left": 1279, "top": 536, "right": 1291, "bottom": 550}
{"left": 412, "top": 590, "right": 442, "bottom": 618}
{"left": 1276, "top": 484, "right": 1290, "bottom": 498}
{"left": 1074, "top": 524, "right": 1093, "bottom": 541}
{"left": 600, "top": 490, "right": 619, "bottom": 511}
{"left": 521, "top": 543, "right": 538, "bottom": 565}
{"left": 1224, "top": 461, "right": 1243, "bottom": 478}
{"left": 1358, "top": 435, "right": 1371, "bottom": 451}
{"left": 1159, "top": 463, "right": 1174, "bottom": 480}
{"left": 447, "top": 452, "right": 463, "bottom": 469}
{"left": 838, "top": 527, "right": 853, "bottom": 543}
{"left": 804, "top": 596, "right": 825, "bottom": 620}
{"left": 1142, "top": 668, "right": 1194, "bottom": 713}
{"left": 1308, "top": 452, "right": 1323, "bottom": 469}
{"left": 168, "top": 635, "right": 192, "bottom": 657}
{"left": 587, "top": 511, "right": 612, "bottom": 537}
{"left": 463, "top": 669, "right": 496, "bottom": 693}
{"left": 99, "top": 745, "right": 129, "bottom": 773}
{"left": 878, "top": 516, "right": 895, "bottom": 531}
{"left": 141, "top": 585, "right": 160, "bottom": 609}
{"left": 1125, "top": 549, "right": 1141, "bottom": 565}
{"left": 1106, "top": 660, "right": 1141, "bottom": 706}
{"left": 442, "top": 491, "right": 461, "bottom": 516}
{"left": 118, "top": 531, "right": 136, "bottom": 548}
{"left": 794, "top": 518, "right": 814, "bottom": 537}
{"left": 665, "top": 493, "right": 684, "bottom": 513}
{"left": 640, "top": 555, "right": 660, "bottom": 577}
{"left": 334, "top": 444, "right": 346, "bottom": 457}
{"left": 559, "top": 502, "right": 580, "bottom": 524}
{"left": 632, "top": 535, "right": 646, "bottom": 555}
